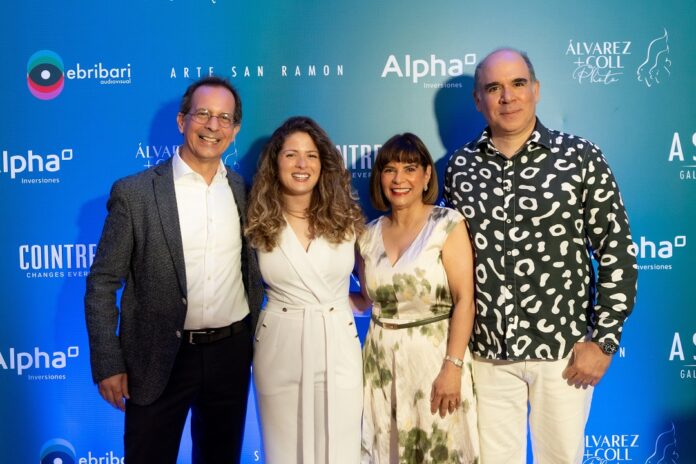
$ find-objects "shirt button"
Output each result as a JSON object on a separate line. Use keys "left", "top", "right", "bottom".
{"left": 182, "top": 297, "right": 187, "bottom": 305}
{"left": 506, "top": 219, "right": 511, "bottom": 224}
{"left": 507, "top": 285, "right": 512, "bottom": 289}
{"left": 175, "top": 330, "right": 182, "bottom": 339}
{"left": 508, "top": 317, "right": 514, "bottom": 323}
{"left": 506, "top": 251, "right": 511, "bottom": 255}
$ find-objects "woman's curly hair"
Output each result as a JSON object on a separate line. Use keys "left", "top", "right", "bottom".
{"left": 246, "top": 116, "right": 365, "bottom": 252}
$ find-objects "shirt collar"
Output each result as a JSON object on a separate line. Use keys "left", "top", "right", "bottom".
{"left": 476, "top": 118, "right": 554, "bottom": 154}
{"left": 173, "top": 149, "right": 227, "bottom": 183}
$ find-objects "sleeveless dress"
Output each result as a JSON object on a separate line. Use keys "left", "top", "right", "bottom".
{"left": 253, "top": 222, "right": 363, "bottom": 464}
{"left": 359, "top": 206, "right": 479, "bottom": 464}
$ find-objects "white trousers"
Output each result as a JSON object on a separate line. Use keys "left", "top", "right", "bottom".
{"left": 254, "top": 300, "right": 363, "bottom": 464}
{"left": 473, "top": 355, "right": 593, "bottom": 464}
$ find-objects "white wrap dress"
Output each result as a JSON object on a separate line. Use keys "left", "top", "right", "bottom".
{"left": 254, "top": 223, "right": 363, "bottom": 464}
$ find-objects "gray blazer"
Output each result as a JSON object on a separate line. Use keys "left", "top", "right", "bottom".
{"left": 85, "top": 158, "right": 263, "bottom": 405}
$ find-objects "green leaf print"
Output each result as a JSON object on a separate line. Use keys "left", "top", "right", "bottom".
{"left": 443, "top": 219, "right": 457, "bottom": 234}
{"left": 363, "top": 334, "right": 393, "bottom": 389}
{"left": 373, "top": 284, "right": 398, "bottom": 318}
{"left": 398, "top": 423, "right": 468, "bottom": 464}
{"left": 393, "top": 271, "right": 432, "bottom": 304}
{"left": 400, "top": 428, "right": 430, "bottom": 464}
{"left": 416, "top": 319, "right": 448, "bottom": 342}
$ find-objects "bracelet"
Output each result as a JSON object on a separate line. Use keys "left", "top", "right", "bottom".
{"left": 444, "top": 355, "right": 464, "bottom": 368}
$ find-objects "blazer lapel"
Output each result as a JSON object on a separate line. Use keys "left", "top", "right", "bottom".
{"left": 225, "top": 167, "right": 253, "bottom": 302}
{"left": 225, "top": 167, "right": 246, "bottom": 227}
{"left": 153, "top": 160, "right": 187, "bottom": 297}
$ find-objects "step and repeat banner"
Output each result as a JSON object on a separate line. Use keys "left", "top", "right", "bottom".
{"left": 1, "top": 1, "right": 694, "bottom": 462}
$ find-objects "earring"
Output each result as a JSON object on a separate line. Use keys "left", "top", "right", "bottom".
{"left": 424, "top": 184, "right": 428, "bottom": 192}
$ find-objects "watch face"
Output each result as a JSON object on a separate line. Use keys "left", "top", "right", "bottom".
{"left": 602, "top": 341, "right": 618, "bottom": 355}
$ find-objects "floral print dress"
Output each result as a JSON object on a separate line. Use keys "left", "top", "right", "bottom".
{"left": 359, "top": 206, "right": 479, "bottom": 464}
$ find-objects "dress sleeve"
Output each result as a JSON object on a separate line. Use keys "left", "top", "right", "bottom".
{"left": 437, "top": 207, "right": 466, "bottom": 243}
{"left": 358, "top": 217, "right": 378, "bottom": 257}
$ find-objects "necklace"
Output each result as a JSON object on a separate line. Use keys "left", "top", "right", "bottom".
{"left": 284, "top": 208, "right": 308, "bottom": 220}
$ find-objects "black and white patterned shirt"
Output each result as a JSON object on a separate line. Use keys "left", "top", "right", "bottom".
{"left": 445, "top": 120, "right": 637, "bottom": 361}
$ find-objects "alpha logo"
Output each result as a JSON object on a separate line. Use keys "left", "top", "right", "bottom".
{"left": 669, "top": 332, "right": 696, "bottom": 380}
{"left": 40, "top": 438, "right": 76, "bottom": 464}
{"left": 40, "top": 439, "right": 125, "bottom": 464}
{"left": 667, "top": 131, "right": 696, "bottom": 181}
{"left": 27, "top": 50, "right": 64, "bottom": 100}
{"left": 637, "top": 29, "right": 671, "bottom": 88}
{"left": 631, "top": 235, "right": 685, "bottom": 271}
{"left": 565, "top": 29, "right": 671, "bottom": 87}
{"left": 27, "top": 50, "right": 132, "bottom": 98}
{"left": 336, "top": 143, "right": 381, "bottom": 179}
{"left": 18, "top": 243, "right": 96, "bottom": 278}
{"left": 380, "top": 53, "right": 476, "bottom": 87}
{"left": 1, "top": 148, "right": 73, "bottom": 183}
{"left": 582, "top": 433, "right": 639, "bottom": 463}
{"left": 645, "top": 423, "right": 679, "bottom": 463}
{"left": 0, "top": 345, "right": 78, "bottom": 378}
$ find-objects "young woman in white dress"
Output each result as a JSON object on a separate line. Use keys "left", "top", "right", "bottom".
{"left": 245, "top": 116, "right": 365, "bottom": 464}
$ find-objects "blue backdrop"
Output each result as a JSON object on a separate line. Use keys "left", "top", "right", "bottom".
{"left": 2, "top": 1, "right": 694, "bottom": 462}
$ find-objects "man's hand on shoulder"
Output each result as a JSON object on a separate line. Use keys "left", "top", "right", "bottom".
{"left": 562, "top": 341, "right": 612, "bottom": 388}
{"left": 98, "top": 373, "right": 130, "bottom": 412}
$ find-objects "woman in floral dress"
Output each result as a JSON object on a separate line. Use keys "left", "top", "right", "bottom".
{"left": 356, "top": 133, "right": 479, "bottom": 464}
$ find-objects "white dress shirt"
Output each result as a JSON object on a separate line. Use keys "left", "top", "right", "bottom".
{"left": 173, "top": 152, "right": 249, "bottom": 330}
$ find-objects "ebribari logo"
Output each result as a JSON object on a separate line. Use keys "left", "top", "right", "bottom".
{"left": 27, "top": 50, "right": 64, "bottom": 100}
{"left": 40, "top": 438, "right": 76, "bottom": 464}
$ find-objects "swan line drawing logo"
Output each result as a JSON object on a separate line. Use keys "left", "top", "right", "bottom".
{"left": 637, "top": 29, "right": 671, "bottom": 87}
{"left": 644, "top": 423, "right": 678, "bottom": 464}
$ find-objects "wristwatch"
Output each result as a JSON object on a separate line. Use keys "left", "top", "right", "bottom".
{"left": 595, "top": 340, "right": 618, "bottom": 356}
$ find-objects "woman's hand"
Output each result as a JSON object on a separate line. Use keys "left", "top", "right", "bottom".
{"left": 430, "top": 362, "right": 462, "bottom": 418}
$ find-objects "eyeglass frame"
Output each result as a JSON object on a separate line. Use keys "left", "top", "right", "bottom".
{"left": 185, "top": 108, "right": 239, "bottom": 128}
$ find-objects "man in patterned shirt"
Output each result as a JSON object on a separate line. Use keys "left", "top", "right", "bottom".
{"left": 444, "top": 48, "right": 638, "bottom": 463}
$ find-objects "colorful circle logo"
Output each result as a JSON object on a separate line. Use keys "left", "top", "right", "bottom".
{"left": 39, "top": 438, "right": 76, "bottom": 464}
{"left": 27, "top": 50, "right": 65, "bottom": 100}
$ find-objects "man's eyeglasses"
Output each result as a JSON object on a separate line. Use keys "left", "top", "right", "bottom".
{"left": 187, "top": 109, "right": 236, "bottom": 128}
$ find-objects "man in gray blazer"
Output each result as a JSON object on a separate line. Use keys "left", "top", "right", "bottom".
{"left": 85, "top": 76, "right": 263, "bottom": 464}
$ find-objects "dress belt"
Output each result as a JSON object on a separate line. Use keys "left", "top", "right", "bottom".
{"left": 265, "top": 297, "right": 348, "bottom": 464}
{"left": 371, "top": 312, "right": 450, "bottom": 330}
